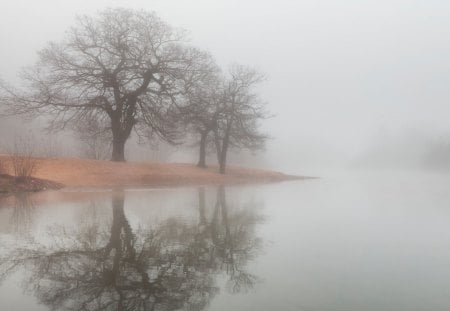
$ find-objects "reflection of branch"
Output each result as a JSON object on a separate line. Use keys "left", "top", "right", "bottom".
{"left": 0, "top": 187, "right": 264, "bottom": 310}
{"left": 215, "top": 186, "right": 262, "bottom": 293}
{"left": 227, "top": 271, "right": 259, "bottom": 294}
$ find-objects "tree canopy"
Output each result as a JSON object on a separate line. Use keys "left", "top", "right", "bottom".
{"left": 1, "top": 8, "right": 213, "bottom": 161}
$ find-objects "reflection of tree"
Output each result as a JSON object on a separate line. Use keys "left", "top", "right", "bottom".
{"left": 213, "top": 186, "right": 262, "bottom": 293}
{"left": 0, "top": 186, "right": 263, "bottom": 311}
{"left": 9, "top": 193, "right": 36, "bottom": 235}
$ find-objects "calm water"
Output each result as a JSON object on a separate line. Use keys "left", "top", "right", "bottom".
{"left": 1, "top": 170, "right": 450, "bottom": 310}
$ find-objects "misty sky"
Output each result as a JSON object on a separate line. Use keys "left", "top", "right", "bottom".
{"left": 1, "top": 0, "right": 450, "bottom": 171}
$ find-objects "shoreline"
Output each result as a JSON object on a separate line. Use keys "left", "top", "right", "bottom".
{"left": 0, "top": 155, "right": 311, "bottom": 193}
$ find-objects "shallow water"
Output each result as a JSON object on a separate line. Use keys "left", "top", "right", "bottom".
{"left": 1, "top": 170, "right": 450, "bottom": 310}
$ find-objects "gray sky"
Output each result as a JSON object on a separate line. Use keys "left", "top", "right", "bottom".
{"left": 1, "top": 0, "right": 450, "bottom": 172}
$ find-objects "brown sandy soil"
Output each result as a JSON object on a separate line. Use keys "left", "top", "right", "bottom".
{"left": 0, "top": 155, "right": 305, "bottom": 190}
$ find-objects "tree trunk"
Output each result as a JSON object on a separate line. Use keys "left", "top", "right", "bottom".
{"left": 219, "top": 149, "right": 227, "bottom": 174}
{"left": 197, "top": 131, "right": 207, "bottom": 168}
{"left": 214, "top": 128, "right": 222, "bottom": 164}
{"left": 219, "top": 130, "right": 230, "bottom": 174}
{"left": 111, "top": 115, "right": 133, "bottom": 162}
{"left": 111, "top": 137, "right": 126, "bottom": 162}
{"left": 110, "top": 106, "right": 135, "bottom": 162}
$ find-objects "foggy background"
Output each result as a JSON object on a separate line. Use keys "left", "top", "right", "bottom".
{"left": 1, "top": 0, "right": 450, "bottom": 175}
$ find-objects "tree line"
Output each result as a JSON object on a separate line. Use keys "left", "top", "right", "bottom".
{"left": 0, "top": 8, "right": 269, "bottom": 174}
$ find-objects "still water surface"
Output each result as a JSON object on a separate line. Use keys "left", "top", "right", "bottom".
{"left": 1, "top": 171, "right": 450, "bottom": 310}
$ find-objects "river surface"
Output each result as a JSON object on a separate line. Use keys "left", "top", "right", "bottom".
{"left": 1, "top": 170, "right": 450, "bottom": 310}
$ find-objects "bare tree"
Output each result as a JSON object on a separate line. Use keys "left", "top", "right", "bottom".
{"left": 215, "top": 65, "right": 269, "bottom": 174}
{"left": 9, "top": 136, "right": 41, "bottom": 180}
{"left": 37, "top": 135, "right": 63, "bottom": 158}
{"left": 180, "top": 64, "right": 223, "bottom": 168}
{"left": 75, "top": 113, "right": 112, "bottom": 160}
{"left": 0, "top": 8, "right": 211, "bottom": 162}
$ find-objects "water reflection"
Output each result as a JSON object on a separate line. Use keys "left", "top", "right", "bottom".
{"left": 0, "top": 186, "right": 263, "bottom": 311}
{"left": 10, "top": 193, "right": 37, "bottom": 235}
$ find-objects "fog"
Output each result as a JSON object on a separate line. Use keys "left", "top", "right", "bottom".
{"left": 3, "top": 3, "right": 450, "bottom": 309}
{"left": 2, "top": 0, "right": 450, "bottom": 175}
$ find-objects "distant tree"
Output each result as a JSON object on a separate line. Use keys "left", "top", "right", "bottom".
{"left": 0, "top": 8, "right": 210, "bottom": 162}
{"left": 180, "top": 64, "right": 223, "bottom": 168}
{"left": 75, "top": 114, "right": 112, "bottom": 160}
{"left": 215, "top": 65, "right": 269, "bottom": 174}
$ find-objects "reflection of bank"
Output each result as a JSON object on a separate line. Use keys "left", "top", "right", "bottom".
{"left": 0, "top": 186, "right": 263, "bottom": 311}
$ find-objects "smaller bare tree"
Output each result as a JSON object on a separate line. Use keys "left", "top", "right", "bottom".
{"left": 215, "top": 65, "right": 269, "bottom": 174}
{"left": 180, "top": 63, "right": 222, "bottom": 168}
{"left": 9, "top": 136, "right": 41, "bottom": 180}
{"left": 75, "top": 115, "right": 112, "bottom": 160}
{"left": 37, "top": 135, "right": 63, "bottom": 158}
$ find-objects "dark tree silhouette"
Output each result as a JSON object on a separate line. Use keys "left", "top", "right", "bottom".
{"left": 0, "top": 8, "right": 212, "bottom": 162}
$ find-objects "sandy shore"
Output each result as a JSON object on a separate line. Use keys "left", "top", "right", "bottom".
{"left": 0, "top": 155, "right": 305, "bottom": 190}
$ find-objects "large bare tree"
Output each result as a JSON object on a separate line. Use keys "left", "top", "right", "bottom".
{"left": 0, "top": 8, "right": 211, "bottom": 161}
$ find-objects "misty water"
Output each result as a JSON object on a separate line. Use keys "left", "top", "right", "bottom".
{"left": 1, "top": 171, "right": 450, "bottom": 311}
